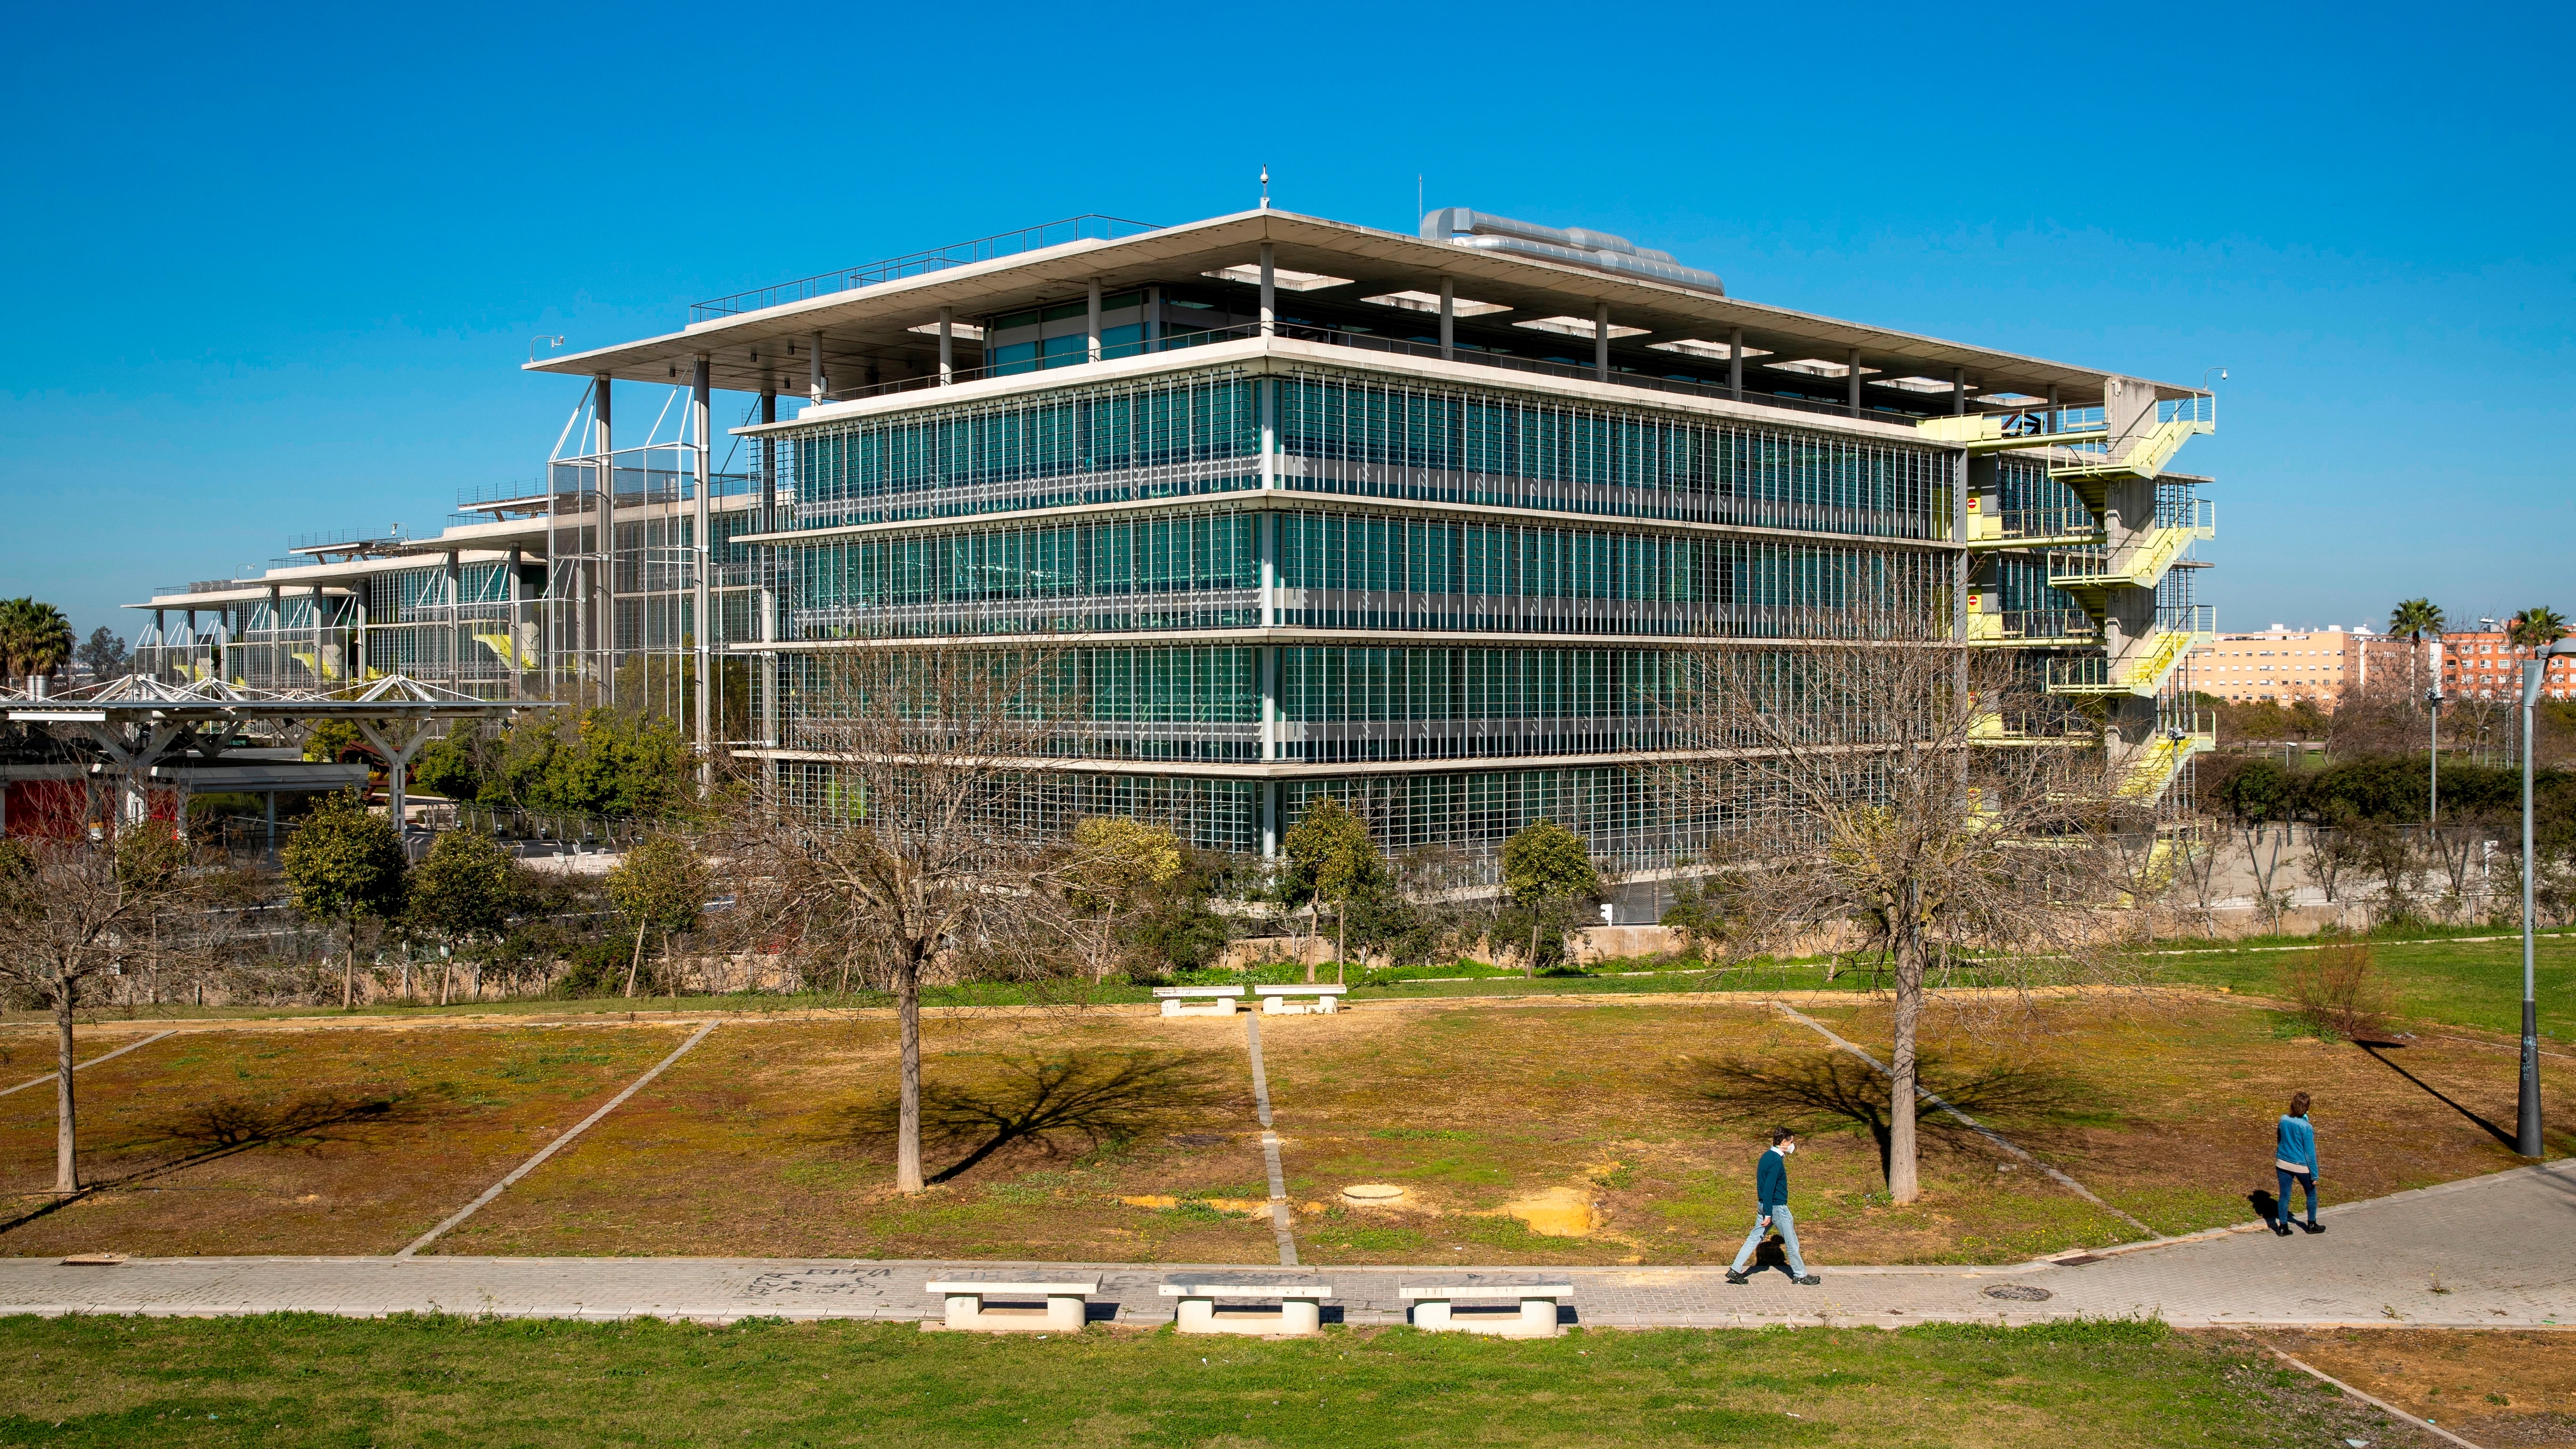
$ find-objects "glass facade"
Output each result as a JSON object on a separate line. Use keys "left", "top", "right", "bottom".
{"left": 757, "top": 354, "right": 1963, "bottom": 874}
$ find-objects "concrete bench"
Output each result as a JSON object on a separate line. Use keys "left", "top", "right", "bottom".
{"left": 1154, "top": 985, "right": 1245, "bottom": 1017}
{"left": 1159, "top": 1280, "right": 1333, "bottom": 1336}
{"left": 1254, "top": 982, "right": 1348, "bottom": 1015}
{"left": 1400, "top": 1283, "right": 1572, "bottom": 1337}
{"left": 923, "top": 1279, "right": 1098, "bottom": 1333}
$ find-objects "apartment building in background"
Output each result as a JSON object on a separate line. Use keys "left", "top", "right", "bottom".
{"left": 2190, "top": 625, "right": 2396, "bottom": 709}
{"left": 2437, "top": 627, "right": 2576, "bottom": 703}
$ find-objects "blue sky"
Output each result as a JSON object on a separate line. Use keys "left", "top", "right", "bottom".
{"left": 3, "top": 2, "right": 2568, "bottom": 643}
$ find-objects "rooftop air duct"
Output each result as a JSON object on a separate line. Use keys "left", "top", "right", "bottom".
{"left": 1421, "top": 208, "right": 1724, "bottom": 295}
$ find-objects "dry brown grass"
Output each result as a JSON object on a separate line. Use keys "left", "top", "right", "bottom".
{"left": 0, "top": 1023, "right": 688, "bottom": 1255}
{"left": 3, "top": 996, "right": 2566, "bottom": 1266}
{"left": 2253, "top": 1329, "right": 2576, "bottom": 1446}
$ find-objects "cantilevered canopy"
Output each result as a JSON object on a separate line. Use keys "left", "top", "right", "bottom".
{"left": 1, "top": 673, "right": 543, "bottom": 727}
{"left": 525, "top": 209, "right": 2199, "bottom": 408}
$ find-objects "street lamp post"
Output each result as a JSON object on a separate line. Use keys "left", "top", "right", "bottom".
{"left": 2515, "top": 639, "right": 2576, "bottom": 1157}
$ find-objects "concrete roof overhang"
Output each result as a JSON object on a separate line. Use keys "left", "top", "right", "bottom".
{"left": 524, "top": 209, "right": 2197, "bottom": 406}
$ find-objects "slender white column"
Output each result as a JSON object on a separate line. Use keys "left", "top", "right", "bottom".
{"left": 937, "top": 308, "right": 953, "bottom": 384}
{"left": 1728, "top": 327, "right": 1744, "bottom": 400}
{"left": 692, "top": 356, "right": 713, "bottom": 790}
{"left": 1847, "top": 349, "right": 1863, "bottom": 416}
{"left": 595, "top": 373, "right": 614, "bottom": 704}
{"left": 1595, "top": 304, "right": 1611, "bottom": 381}
{"left": 1258, "top": 244, "right": 1276, "bottom": 336}
{"left": 807, "top": 332, "right": 826, "bottom": 402}
{"left": 1087, "top": 279, "right": 1102, "bottom": 363}
{"left": 1439, "top": 277, "right": 1454, "bottom": 360}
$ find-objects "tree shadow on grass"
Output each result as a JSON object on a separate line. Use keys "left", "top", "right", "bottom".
{"left": 1, "top": 1086, "right": 443, "bottom": 1236}
{"left": 1696, "top": 1051, "right": 2091, "bottom": 1181}
{"left": 833, "top": 1052, "right": 1222, "bottom": 1185}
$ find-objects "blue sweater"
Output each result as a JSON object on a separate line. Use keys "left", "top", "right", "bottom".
{"left": 2274, "top": 1115, "right": 2318, "bottom": 1173}
{"left": 1756, "top": 1148, "right": 1790, "bottom": 1210}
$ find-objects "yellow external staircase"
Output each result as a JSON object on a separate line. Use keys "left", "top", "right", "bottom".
{"left": 2116, "top": 717, "right": 2217, "bottom": 802}
{"left": 2045, "top": 615, "right": 2213, "bottom": 697}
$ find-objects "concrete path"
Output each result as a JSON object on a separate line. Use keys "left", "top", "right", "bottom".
{"left": 3, "top": 1161, "right": 2568, "bottom": 1331}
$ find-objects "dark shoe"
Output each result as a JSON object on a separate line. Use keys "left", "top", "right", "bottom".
{"left": 1794, "top": 1275, "right": 1822, "bottom": 1286}
{"left": 2300, "top": 1222, "right": 2325, "bottom": 1235}
{"left": 1724, "top": 1269, "right": 1749, "bottom": 1285}
{"left": 2272, "top": 1222, "right": 2293, "bottom": 1236}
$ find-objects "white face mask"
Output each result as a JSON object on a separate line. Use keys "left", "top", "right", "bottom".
{"left": 1778, "top": 1141, "right": 1795, "bottom": 1155}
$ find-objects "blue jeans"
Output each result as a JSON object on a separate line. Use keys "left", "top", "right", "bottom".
{"left": 1730, "top": 1205, "right": 1808, "bottom": 1276}
{"left": 2276, "top": 1168, "right": 2319, "bottom": 1226}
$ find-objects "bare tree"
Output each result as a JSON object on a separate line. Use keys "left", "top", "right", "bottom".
{"left": 2242, "top": 821, "right": 2293, "bottom": 936}
{"left": 2171, "top": 816, "right": 2228, "bottom": 938}
{"left": 0, "top": 823, "right": 204, "bottom": 1192}
{"left": 2302, "top": 823, "right": 2360, "bottom": 907}
{"left": 711, "top": 645, "right": 1080, "bottom": 1194}
{"left": 1671, "top": 637, "right": 2137, "bottom": 1205}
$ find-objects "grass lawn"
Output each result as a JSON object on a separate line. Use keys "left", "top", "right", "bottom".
{"left": 2147, "top": 931, "right": 2576, "bottom": 1040}
{"left": 0, "top": 1023, "right": 688, "bottom": 1257}
{"left": 0, "top": 1314, "right": 2444, "bottom": 1448}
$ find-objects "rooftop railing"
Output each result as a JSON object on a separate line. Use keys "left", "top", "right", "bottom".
{"left": 807, "top": 320, "right": 1960, "bottom": 429}
{"left": 690, "top": 215, "right": 1162, "bottom": 322}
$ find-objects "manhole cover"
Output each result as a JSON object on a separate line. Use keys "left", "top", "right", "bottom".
{"left": 1168, "top": 1133, "right": 1225, "bottom": 1147}
{"left": 1341, "top": 1183, "right": 1405, "bottom": 1205}
{"left": 1981, "top": 1284, "right": 2054, "bottom": 1302}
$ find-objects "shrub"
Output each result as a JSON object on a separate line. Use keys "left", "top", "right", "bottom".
{"left": 2280, "top": 942, "right": 2394, "bottom": 1042}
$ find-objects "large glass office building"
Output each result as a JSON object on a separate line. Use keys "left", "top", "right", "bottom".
{"left": 139, "top": 207, "right": 2217, "bottom": 877}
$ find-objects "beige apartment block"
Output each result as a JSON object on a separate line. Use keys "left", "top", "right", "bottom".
{"left": 2188, "top": 625, "right": 2392, "bottom": 709}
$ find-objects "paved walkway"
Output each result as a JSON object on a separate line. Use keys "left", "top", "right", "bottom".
{"left": 4, "top": 1161, "right": 2568, "bottom": 1330}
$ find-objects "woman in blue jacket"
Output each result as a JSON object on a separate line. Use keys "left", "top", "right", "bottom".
{"left": 2273, "top": 1091, "right": 2322, "bottom": 1236}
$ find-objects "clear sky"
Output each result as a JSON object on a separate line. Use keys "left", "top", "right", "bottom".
{"left": 4, "top": 2, "right": 2568, "bottom": 644}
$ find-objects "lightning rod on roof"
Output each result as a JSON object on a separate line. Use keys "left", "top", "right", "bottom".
{"left": 1260, "top": 165, "right": 1270, "bottom": 210}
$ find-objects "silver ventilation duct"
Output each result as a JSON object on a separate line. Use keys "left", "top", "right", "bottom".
{"left": 1420, "top": 208, "right": 1724, "bottom": 295}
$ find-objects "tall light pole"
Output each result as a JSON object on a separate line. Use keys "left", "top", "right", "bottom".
{"left": 2516, "top": 638, "right": 2576, "bottom": 1157}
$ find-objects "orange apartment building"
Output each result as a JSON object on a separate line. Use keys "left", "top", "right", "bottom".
{"left": 2436, "top": 628, "right": 2576, "bottom": 703}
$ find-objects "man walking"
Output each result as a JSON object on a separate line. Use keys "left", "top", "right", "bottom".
{"left": 1726, "top": 1126, "right": 1822, "bottom": 1286}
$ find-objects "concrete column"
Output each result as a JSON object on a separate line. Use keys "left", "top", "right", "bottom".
{"left": 1847, "top": 349, "right": 1863, "bottom": 417}
{"left": 351, "top": 592, "right": 367, "bottom": 684}
{"left": 1258, "top": 512, "right": 1276, "bottom": 626}
{"left": 445, "top": 551, "right": 461, "bottom": 691}
{"left": 2046, "top": 385, "right": 2061, "bottom": 435}
{"left": 153, "top": 609, "right": 166, "bottom": 680}
{"left": 1260, "top": 643, "right": 1278, "bottom": 763}
{"left": 1952, "top": 366, "right": 1966, "bottom": 416}
{"left": 691, "top": 355, "right": 714, "bottom": 791}
{"left": 937, "top": 308, "right": 954, "bottom": 384}
{"left": 311, "top": 585, "right": 325, "bottom": 688}
{"left": 1146, "top": 285, "right": 1163, "bottom": 352}
{"left": 807, "top": 332, "right": 826, "bottom": 402}
{"left": 504, "top": 545, "right": 522, "bottom": 700}
{"left": 596, "top": 373, "right": 615, "bottom": 705}
{"left": 1258, "top": 244, "right": 1276, "bottom": 337}
{"left": 1259, "top": 377, "right": 1276, "bottom": 491}
{"left": 1595, "top": 304, "right": 1611, "bottom": 381}
{"left": 1728, "top": 328, "right": 1744, "bottom": 401}
{"left": 1438, "top": 277, "right": 1454, "bottom": 360}
{"left": 1086, "top": 279, "right": 1103, "bottom": 363}
{"left": 756, "top": 390, "right": 779, "bottom": 749}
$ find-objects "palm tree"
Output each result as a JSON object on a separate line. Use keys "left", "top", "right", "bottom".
{"left": 2507, "top": 606, "right": 2567, "bottom": 650}
{"left": 0, "top": 598, "right": 75, "bottom": 687}
{"left": 2388, "top": 598, "right": 2445, "bottom": 708}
